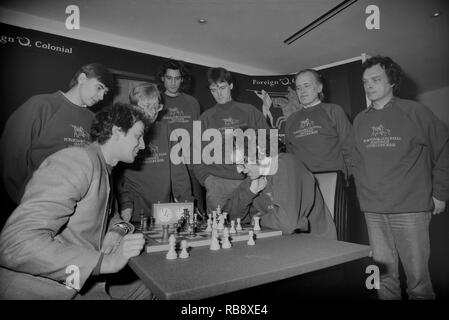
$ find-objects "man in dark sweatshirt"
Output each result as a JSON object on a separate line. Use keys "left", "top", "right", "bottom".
{"left": 352, "top": 55, "right": 449, "bottom": 300}
{"left": 193, "top": 67, "right": 270, "bottom": 212}
{"left": 157, "top": 59, "right": 204, "bottom": 212}
{"left": 285, "top": 69, "right": 352, "bottom": 177}
{"left": 0, "top": 63, "right": 113, "bottom": 204}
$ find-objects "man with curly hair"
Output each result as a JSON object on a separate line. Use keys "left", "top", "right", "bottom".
{"left": 352, "top": 55, "right": 449, "bottom": 299}
{"left": 0, "top": 103, "right": 151, "bottom": 300}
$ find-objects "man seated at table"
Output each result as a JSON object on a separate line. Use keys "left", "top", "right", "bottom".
{"left": 0, "top": 103, "right": 150, "bottom": 299}
{"left": 208, "top": 134, "right": 337, "bottom": 238}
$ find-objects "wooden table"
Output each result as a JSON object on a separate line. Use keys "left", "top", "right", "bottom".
{"left": 129, "top": 234, "right": 371, "bottom": 300}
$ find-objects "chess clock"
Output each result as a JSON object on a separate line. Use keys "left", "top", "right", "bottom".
{"left": 153, "top": 202, "right": 194, "bottom": 225}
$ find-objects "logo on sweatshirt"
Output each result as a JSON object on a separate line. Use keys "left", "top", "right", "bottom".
{"left": 164, "top": 106, "right": 190, "bottom": 124}
{"left": 222, "top": 117, "right": 240, "bottom": 127}
{"left": 219, "top": 117, "right": 248, "bottom": 133}
{"left": 371, "top": 124, "right": 390, "bottom": 137}
{"left": 293, "top": 118, "right": 321, "bottom": 138}
{"left": 363, "top": 124, "right": 401, "bottom": 148}
{"left": 144, "top": 142, "right": 166, "bottom": 164}
{"left": 64, "top": 125, "right": 90, "bottom": 146}
{"left": 71, "top": 125, "right": 90, "bottom": 139}
{"left": 148, "top": 142, "right": 159, "bottom": 154}
{"left": 300, "top": 118, "right": 315, "bottom": 129}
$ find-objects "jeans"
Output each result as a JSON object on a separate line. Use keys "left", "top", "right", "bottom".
{"left": 364, "top": 212, "right": 435, "bottom": 300}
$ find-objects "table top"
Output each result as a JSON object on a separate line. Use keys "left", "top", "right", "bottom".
{"left": 129, "top": 234, "right": 371, "bottom": 300}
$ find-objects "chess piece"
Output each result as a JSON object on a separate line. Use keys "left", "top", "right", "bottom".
{"left": 212, "top": 217, "right": 218, "bottom": 230}
{"left": 236, "top": 218, "right": 242, "bottom": 231}
{"left": 222, "top": 228, "right": 232, "bottom": 249}
{"left": 205, "top": 218, "right": 212, "bottom": 232}
{"left": 166, "top": 234, "right": 178, "bottom": 259}
{"left": 253, "top": 216, "right": 261, "bottom": 231}
{"left": 166, "top": 245, "right": 178, "bottom": 259}
{"left": 247, "top": 230, "right": 255, "bottom": 246}
{"left": 161, "top": 224, "right": 170, "bottom": 242}
{"left": 179, "top": 240, "right": 189, "bottom": 258}
{"left": 209, "top": 230, "right": 220, "bottom": 250}
{"left": 230, "top": 220, "right": 237, "bottom": 234}
{"left": 223, "top": 212, "right": 228, "bottom": 223}
{"left": 216, "top": 204, "right": 221, "bottom": 215}
{"left": 217, "top": 215, "right": 224, "bottom": 230}
{"left": 139, "top": 210, "right": 145, "bottom": 231}
{"left": 210, "top": 236, "right": 220, "bottom": 250}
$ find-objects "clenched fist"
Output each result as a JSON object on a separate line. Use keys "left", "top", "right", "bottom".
{"left": 100, "top": 233, "right": 145, "bottom": 274}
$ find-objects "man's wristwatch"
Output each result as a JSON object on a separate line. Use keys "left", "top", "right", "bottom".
{"left": 111, "top": 222, "right": 131, "bottom": 236}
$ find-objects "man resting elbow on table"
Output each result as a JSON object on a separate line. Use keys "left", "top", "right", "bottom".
{"left": 206, "top": 137, "right": 337, "bottom": 239}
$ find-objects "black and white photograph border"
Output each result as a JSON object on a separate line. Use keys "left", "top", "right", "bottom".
{"left": 0, "top": 0, "right": 448, "bottom": 309}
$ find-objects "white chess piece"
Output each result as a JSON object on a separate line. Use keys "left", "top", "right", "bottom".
{"left": 209, "top": 229, "right": 220, "bottom": 250}
{"left": 247, "top": 230, "right": 255, "bottom": 246}
{"left": 253, "top": 216, "right": 261, "bottom": 231}
{"left": 230, "top": 220, "right": 237, "bottom": 234}
{"left": 179, "top": 240, "right": 189, "bottom": 258}
{"left": 205, "top": 218, "right": 212, "bottom": 232}
{"left": 212, "top": 217, "right": 218, "bottom": 230}
{"left": 222, "top": 227, "right": 232, "bottom": 249}
{"left": 217, "top": 215, "right": 224, "bottom": 230}
{"left": 217, "top": 205, "right": 221, "bottom": 215}
{"left": 236, "top": 217, "right": 242, "bottom": 231}
{"left": 166, "top": 234, "right": 178, "bottom": 259}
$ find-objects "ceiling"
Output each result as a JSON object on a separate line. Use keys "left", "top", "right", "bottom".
{"left": 1, "top": 0, "right": 448, "bottom": 94}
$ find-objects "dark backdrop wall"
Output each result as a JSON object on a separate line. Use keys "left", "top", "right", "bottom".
{"left": 0, "top": 23, "right": 250, "bottom": 132}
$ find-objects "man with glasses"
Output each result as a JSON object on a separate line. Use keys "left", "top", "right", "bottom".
{"left": 117, "top": 83, "right": 193, "bottom": 223}
{"left": 221, "top": 134, "right": 336, "bottom": 238}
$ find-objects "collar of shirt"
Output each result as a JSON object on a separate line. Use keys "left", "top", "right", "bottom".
{"left": 365, "top": 97, "right": 396, "bottom": 113}
{"left": 302, "top": 99, "right": 322, "bottom": 109}
{"left": 90, "top": 142, "right": 113, "bottom": 175}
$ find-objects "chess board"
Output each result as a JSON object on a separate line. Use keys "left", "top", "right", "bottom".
{"left": 142, "top": 223, "right": 282, "bottom": 253}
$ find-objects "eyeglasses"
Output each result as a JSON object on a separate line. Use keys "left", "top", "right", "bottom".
{"left": 137, "top": 102, "right": 163, "bottom": 115}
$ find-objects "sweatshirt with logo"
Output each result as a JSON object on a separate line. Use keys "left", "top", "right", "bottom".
{"left": 161, "top": 92, "right": 200, "bottom": 134}
{"left": 0, "top": 91, "right": 94, "bottom": 204}
{"left": 352, "top": 98, "right": 449, "bottom": 213}
{"left": 285, "top": 102, "right": 352, "bottom": 175}
{"left": 193, "top": 100, "right": 270, "bottom": 185}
